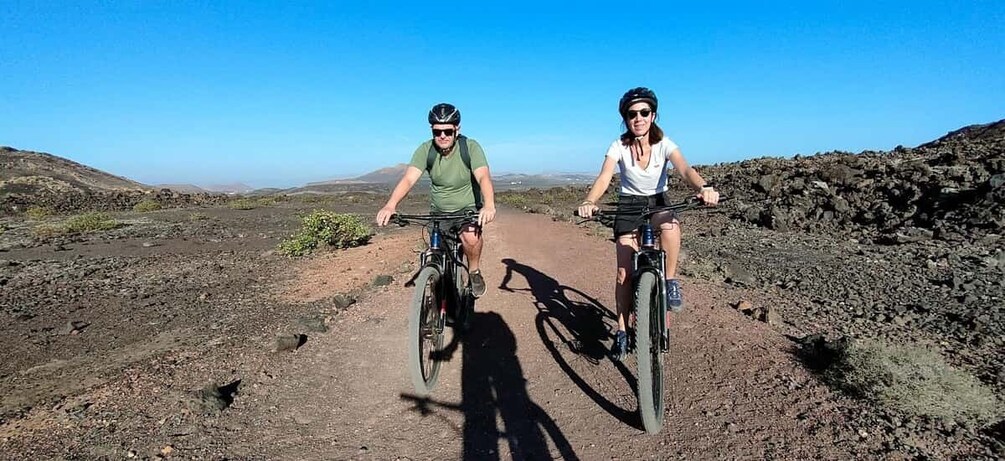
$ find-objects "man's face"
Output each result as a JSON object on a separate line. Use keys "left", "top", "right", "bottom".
{"left": 431, "top": 123, "right": 459, "bottom": 151}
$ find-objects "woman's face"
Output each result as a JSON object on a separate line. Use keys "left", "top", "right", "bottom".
{"left": 625, "top": 102, "right": 654, "bottom": 137}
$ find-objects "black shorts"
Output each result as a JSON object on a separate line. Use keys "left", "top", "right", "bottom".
{"left": 613, "top": 193, "right": 676, "bottom": 237}
{"left": 430, "top": 206, "right": 481, "bottom": 235}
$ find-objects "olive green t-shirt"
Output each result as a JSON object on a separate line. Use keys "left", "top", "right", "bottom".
{"left": 409, "top": 137, "right": 489, "bottom": 212}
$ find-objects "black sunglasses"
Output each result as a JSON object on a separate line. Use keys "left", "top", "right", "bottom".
{"left": 626, "top": 109, "right": 653, "bottom": 119}
{"left": 432, "top": 128, "right": 456, "bottom": 137}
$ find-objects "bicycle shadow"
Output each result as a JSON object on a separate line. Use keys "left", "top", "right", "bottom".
{"left": 499, "top": 258, "right": 642, "bottom": 430}
{"left": 401, "top": 311, "right": 578, "bottom": 460}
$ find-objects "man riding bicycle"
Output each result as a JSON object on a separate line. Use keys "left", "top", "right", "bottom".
{"left": 376, "top": 103, "right": 497, "bottom": 298}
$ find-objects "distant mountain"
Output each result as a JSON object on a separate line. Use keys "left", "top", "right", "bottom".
{"left": 156, "top": 184, "right": 208, "bottom": 193}
{"left": 352, "top": 164, "right": 411, "bottom": 184}
{"left": 494, "top": 173, "right": 594, "bottom": 188}
{"left": 204, "top": 183, "right": 254, "bottom": 194}
{"left": 308, "top": 164, "right": 410, "bottom": 186}
{"left": 1, "top": 146, "right": 149, "bottom": 197}
{"left": 156, "top": 182, "right": 253, "bottom": 194}
{"left": 304, "top": 163, "right": 592, "bottom": 190}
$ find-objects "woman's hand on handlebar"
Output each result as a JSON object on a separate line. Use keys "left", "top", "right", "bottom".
{"left": 576, "top": 201, "right": 600, "bottom": 219}
{"left": 696, "top": 187, "right": 720, "bottom": 206}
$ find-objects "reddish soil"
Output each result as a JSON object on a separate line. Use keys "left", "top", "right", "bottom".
{"left": 0, "top": 204, "right": 987, "bottom": 460}
{"left": 223, "top": 211, "right": 882, "bottom": 460}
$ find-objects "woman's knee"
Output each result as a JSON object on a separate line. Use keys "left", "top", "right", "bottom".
{"left": 658, "top": 219, "right": 680, "bottom": 232}
{"left": 616, "top": 267, "right": 632, "bottom": 285}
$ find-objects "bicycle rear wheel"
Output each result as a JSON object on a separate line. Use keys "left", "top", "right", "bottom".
{"left": 408, "top": 266, "right": 446, "bottom": 395}
{"left": 634, "top": 271, "right": 665, "bottom": 434}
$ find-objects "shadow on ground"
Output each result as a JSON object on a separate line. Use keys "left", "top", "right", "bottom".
{"left": 401, "top": 311, "right": 577, "bottom": 460}
{"left": 499, "top": 257, "right": 642, "bottom": 431}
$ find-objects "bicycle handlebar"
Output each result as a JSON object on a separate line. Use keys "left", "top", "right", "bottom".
{"left": 389, "top": 210, "right": 479, "bottom": 227}
{"left": 576, "top": 196, "right": 729, "bottom": 222}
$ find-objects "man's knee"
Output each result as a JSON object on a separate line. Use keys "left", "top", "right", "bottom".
{"left": 460, "top": 225, "right": 482, "bottom": 245}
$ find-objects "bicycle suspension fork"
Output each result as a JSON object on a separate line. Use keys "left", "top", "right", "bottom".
{"left": 634, "top": 223, "right": 671, "bottom": 353}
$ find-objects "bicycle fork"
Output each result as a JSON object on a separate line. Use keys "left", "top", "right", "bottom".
{"left": 419, "top": 249, "right": 448, "bottom": 336}
{"left": 634, "top": 229, "right": 671, "bottom": 353}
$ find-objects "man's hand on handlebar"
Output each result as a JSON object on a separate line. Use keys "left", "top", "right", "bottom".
{"left": 478, "top": 205, "right": 496, "bottom": 227}
{"left": 375, "top": 206, "right": 395, "bottom": 226}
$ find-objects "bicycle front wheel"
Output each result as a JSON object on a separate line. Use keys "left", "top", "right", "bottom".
{"left": 453, "top": 267, "right": 473, "bottom": 333}
{"left": 408, "top": 266, "right": 446, "bottom": 395}
{"left": 634, "top": 271, "right": 665, "bottom": 434}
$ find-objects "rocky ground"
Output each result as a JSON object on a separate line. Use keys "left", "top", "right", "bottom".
{"left": 0, "top": 120, "right": 1003, "bottom": 459}
{"left": 689, "top": 120, "right": 1005, "bottom": 397}
{"left": 494, "top": 119, "right": 1005, "bottom": 458}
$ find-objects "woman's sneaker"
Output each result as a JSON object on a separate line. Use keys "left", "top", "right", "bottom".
{"left": 666, "top": 279, "right": 683, "bottom": 312}
{"left": 610, "top": 330, "right": 628, "bottom": 361}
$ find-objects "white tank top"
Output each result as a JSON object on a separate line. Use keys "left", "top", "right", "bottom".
{"left": 605, "top": 137, "right": 679, "bottom": 196}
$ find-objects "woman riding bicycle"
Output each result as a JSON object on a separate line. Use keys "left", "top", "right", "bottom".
{"left": 577, "top": 87, "right": 720, "bottom": 361}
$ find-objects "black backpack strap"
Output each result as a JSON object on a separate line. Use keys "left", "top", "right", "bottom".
{"left": 426, "top": 143, "right": 437, "bottom": 173}
{"left": 458, "top": 135, "right": 471, "bottom": 170}
{"left": 457, "top": 136, "right": 482, "bottom": 209}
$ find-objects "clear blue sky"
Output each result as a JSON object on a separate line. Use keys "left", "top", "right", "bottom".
{"left": 2, "top": 1, "right": 1003, "bottom": 188}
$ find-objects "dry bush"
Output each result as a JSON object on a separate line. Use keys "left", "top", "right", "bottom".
{"left": 822, "top": 339, "right": 1001, "bottom": 427}
{"left": 25, "top": 206, "right": 54, "bottom": 220}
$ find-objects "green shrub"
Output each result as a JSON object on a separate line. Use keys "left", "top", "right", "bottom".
{"left": 63, "top": 212, "right": 120, "bottom": 233}
{"left": 497, "top": 194, "right": 531, "bottom": 210}
{"left": 229, "top": 198, "right": 258, "bottom": 210}
{"left": 278, "top": 210, "right": 373, "bottom": 257}
{"left": 229, "top": 196, "right": 278, "bottom": 210}
{"left": 823, "top": 339, "right": 1001, "bottom": 426}
{"left": 133, "top": 199, "right": 162, "bottom": 212}
{"left": 26, "top": 206, "right": 54, "bottom": 220}
{"left": 34, "top": 212, "right": 119, "bottom": 238}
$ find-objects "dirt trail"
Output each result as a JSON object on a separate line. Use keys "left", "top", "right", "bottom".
{"left": 221, "top": 210, "right": 876, "bottom": 460}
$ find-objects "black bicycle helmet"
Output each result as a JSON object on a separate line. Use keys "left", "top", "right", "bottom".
{"left": 428, "top": 103, "right": 461, "bottom": 125}
{"left": 618, "top": 87, "right": 658, "bottom": 117}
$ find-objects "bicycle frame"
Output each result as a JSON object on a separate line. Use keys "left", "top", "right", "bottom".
{"left": 419, "top": 221, "right": 469, "bottom": 331}
{"left": 393, "top": 212, "right": 478, "bottom": 327}
{"left": 582, "top": 197, "right": 719, "bottom": 353}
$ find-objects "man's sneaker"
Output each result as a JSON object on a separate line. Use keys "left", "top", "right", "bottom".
{"left": 470, "top": 270, "right": 486, "bottom": 298}
{"left": 666, "top": 279, "right": 683, "bottom": 312}
{"left": 610, "top": 330, "right": 628, "bottom": 361}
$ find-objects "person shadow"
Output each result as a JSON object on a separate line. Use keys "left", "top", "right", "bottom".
{"left": 499, "top": 258, "right": 642, "bottom": 430}
{"left": 401, "top": 311, "right": 578, "bottom": 460}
